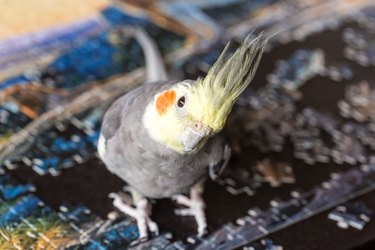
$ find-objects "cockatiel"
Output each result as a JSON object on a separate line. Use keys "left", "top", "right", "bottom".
{"left": 98, "top": 28, "right": 266, "bottom": 239}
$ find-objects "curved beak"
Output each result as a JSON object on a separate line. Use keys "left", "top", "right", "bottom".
{"left": 182, "top": 124, "right": 212, "bottom": 152}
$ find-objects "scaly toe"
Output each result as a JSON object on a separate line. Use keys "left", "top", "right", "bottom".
{"left": 174, "top": 208, "right": 194, "bottom": 216}
{"left": 172, "top": 194, "right": 192, "bottom": 206}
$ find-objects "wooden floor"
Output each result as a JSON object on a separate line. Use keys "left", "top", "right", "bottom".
{"left": 0, "top": 0, "right": 108, "bottom": 39}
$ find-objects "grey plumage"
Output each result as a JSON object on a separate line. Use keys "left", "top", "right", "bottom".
{"left": 99, "top": 33, "right": 266, "bottom": 199}
{"left": 99, "top": 81, "right": 225, "bottom": 198}
{"left": 99, "top": 29, "right": 266, "bottom": 238}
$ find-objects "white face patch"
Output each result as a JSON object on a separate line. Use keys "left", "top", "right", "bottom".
{"left": 97, "top": 134, "right": 107, "bottom": 160}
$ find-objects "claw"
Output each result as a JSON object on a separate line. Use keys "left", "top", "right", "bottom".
{"left": 148, "top": 220, "right": 159, "bottom": 234}
{"left": 110, "top": 193, "right": 158, "bottom": 240}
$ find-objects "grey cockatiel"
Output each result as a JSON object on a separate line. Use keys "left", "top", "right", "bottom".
{"left": 98, "top": 28, "right": 266, "bottom": 239}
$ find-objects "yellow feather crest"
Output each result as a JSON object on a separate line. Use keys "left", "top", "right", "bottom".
{"left": 188, "top": 34, "right": 267, "bottom": 131}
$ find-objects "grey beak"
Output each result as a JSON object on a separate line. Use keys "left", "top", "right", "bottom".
{"left": 182, "top": 126, "right": 212, "bottom": 152}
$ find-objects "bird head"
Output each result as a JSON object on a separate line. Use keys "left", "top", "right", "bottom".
{"left": 143, "top": 35, "right": 267, "bottom": 154}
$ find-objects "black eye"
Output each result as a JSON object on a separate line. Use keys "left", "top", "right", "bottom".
{"left": 177, "top": 96, "right": 185, "bottom": 108}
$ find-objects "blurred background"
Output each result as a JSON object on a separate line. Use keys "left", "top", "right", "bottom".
{"left": 0, "top": 0, "right": 375, "bottom": 249}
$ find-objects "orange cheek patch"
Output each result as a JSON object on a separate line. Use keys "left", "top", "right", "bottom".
{"left": 156, "top": 90, "right": 176, "bottom": 115}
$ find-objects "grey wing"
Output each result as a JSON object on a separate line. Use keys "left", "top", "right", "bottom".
{"left": 101, "top": 98, "right": 124, "bottom": 142}
{"left": 100, "top": 82, "right": 153, "bottom": 143}
{"left": 97, "top": 97, "right": 125, "bottom": 160}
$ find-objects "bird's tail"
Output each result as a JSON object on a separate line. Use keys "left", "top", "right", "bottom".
{"left": 132, "top": 27, "right": 169, "bottom": 83}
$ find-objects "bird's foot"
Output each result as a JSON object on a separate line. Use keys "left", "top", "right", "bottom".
{"left": 173, "top": 193, "right": 207, "bottom": 236}
{"left": 109, "top": 193, "right": 159, "bottom": 240}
